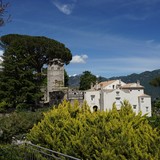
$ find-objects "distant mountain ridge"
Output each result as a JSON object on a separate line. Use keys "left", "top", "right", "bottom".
{"left": 68, "top": 69, "right": 160, "bottom": 99}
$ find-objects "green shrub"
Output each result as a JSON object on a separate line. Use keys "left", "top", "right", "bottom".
{"left": 0, "top": 101, "right": 8, "bottom": 113}
{"left": 0, "top": 144, "right": 24, "bottom": 160}
{"left": 0, "top": 111, "right": 44, "bottom": 143}
{"left": 27, "top": 100, "right": 160, "bottom": 159}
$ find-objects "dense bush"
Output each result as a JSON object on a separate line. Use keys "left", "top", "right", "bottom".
{"left": 0, "top": 110, "right": 44, "bottom": 143}
{"left": 27, "top": 100, "right": 160, "bottom": 159}
{"left": 0, "top": 144, "right": 24, "bottom": 160}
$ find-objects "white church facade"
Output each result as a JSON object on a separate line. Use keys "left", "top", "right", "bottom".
{"left": 84, "top": 80, "right": 152, "bottom": 117}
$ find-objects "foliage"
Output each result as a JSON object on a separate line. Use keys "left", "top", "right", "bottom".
{"left": 79, "top": 71, "right": 97, "bottom": 90}
{"left": 148, "top": 116, "right": 160, "bottom": 131}
{"left": 148, "top": 98, "right": 160, "bottom": 131}
{"left": 0, "top": 34, "right": 72, "bottom": 110}
{"left": 153, "top": 98, "right": 160, "bottom": 116}
{"left": 0, "top": 0, "right": 10, "bottom": 27}
{"left": 0, "top": 101, "right": 8, "bottom": 112}
{"left": 150, "top": 76, "right": 160, "bottom": 87}
{"left": 64, "top": 69, "right": 69, "bottom": 87}
{"left": 0, "top": 110, "right": 44, "bottom": 143}
{"left": 27, "top": 100, "right": 160, "bottom": 159}
{"left": 0, "top": 144, "right": 25, "bottom": 160}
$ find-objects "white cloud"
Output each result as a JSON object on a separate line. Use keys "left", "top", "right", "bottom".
{"left": 51, "top": 0, "right": 76, "bottom": 15}
{"left": 71, "top": 54, "right": 88, "bottom": 63}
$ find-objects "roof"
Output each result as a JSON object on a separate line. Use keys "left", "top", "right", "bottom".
{"left": 99, "top": 80, "right": 117, "bottom": 88}
{"left": 139, "top": 94, "right": 150, "bottom": 97}
{"left": 121, "top": 83, "right": 144, "bottom": 89}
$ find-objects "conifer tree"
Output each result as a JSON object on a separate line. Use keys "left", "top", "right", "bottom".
{"left": 0, "top": 34, "right": 72, "bottom": 110}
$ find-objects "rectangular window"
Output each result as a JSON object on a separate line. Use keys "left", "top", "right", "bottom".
{"left": 116, "top": 91, "right": 120, "bottom": 96}
{"left": 146, "top": 106, "right": 149, "bottom": 112}
{"left": 141, "top": 98, "right": 144, "bottom": 103}
{"left": 133, "top": 105, "right": 136, "bottom": 109}
{"left": 91, "top": 95, "right": 95, "bottom": 103}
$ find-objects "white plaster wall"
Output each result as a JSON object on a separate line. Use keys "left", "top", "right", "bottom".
{"left": 84, "top": 90, "right": 100, "bottom": 111}
{"left": 104, "top": 89, "right": 129, "bottom": 111}
{"left": 139, "top": 96, "right": 152, "bottom": 117}
{"left": 103, "top": 80, "right": 126, "bottom": 90}
{"left": 103, "top": 88, "right": 152, "bottom": 116}
{"left": 84, "top": 82, "right": 152, "bottom": 117}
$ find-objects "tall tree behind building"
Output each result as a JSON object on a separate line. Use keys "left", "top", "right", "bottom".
{"left": 0, "top": 34, "right": 72, "bottom": 111}
{"left": 79, "top": 71, "right": 97, "bottom": 90}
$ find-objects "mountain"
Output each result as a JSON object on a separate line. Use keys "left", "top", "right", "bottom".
{"left": 68, "top": 74, "right": 81, "bottom": 88}
{"left": 68, "top": 69, "right": 160, "bottom": 100}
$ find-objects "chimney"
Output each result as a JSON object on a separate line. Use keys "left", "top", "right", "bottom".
{"left": 94, "top": 80, "right": 99, "bottom": 90}
{"left": 137, "top": 80, "right": 140, "bottom": 85}
{"left": 90, "top": 82, "right": 94, "bottom": 89}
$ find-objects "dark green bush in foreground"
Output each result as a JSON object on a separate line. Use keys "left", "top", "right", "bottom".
{"left": 0, "top": 110, "right": 44, "bottom": 143}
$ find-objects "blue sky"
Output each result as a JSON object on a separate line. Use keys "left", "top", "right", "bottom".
{"left": 1, "top": 0, "right": 160, "bottom": 77}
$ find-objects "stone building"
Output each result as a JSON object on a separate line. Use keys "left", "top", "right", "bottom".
{"left": 67, "top": 89, "right": 84, "bottom": 104}
{"left": 45, "top": 58, "right": 67, "bottom": 106}
{"left": 44, "top": 58, "right": 84, "bottom": 106}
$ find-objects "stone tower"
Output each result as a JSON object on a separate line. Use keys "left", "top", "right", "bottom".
{"left": 47, "top": 58, "right": 64, "bottom": 103}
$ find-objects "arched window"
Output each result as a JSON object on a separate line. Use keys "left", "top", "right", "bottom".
{"left": 93, "top": 106, "right": 98, "bottom": 112}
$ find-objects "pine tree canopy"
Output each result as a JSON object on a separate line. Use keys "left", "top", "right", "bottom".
{"left": 79, "top": 71, "right": 97, "bottom": 90}
{"left": 0, "top": 34, "right": 72, "bottom": 110}
{"left": 27, "top": 100, "right": 160, "bottom": 159}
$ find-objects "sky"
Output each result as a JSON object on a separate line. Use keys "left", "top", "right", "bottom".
{"left": 1, "top": 0, "right": 160, "bottom": 78}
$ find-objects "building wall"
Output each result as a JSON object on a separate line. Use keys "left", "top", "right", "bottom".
{"left": 104, "top": 89, "right": 128, "bottom": 111}
{"left": 84, "top": 90, "right": 100, "bottom": 112}
{"left": 103, "top": 80, "right": 126, "bottom": 90}
{"left": 47, "top": 59, "right": 64, "bottom": 102}
{"left": 139, "top": 96, "right": 152, "bottom": 117}
{"left": 84, "top": 81, "right": 152, "bottom": 117}
{"left": 67, "top": 89, "right": 84, "bottom": 105}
